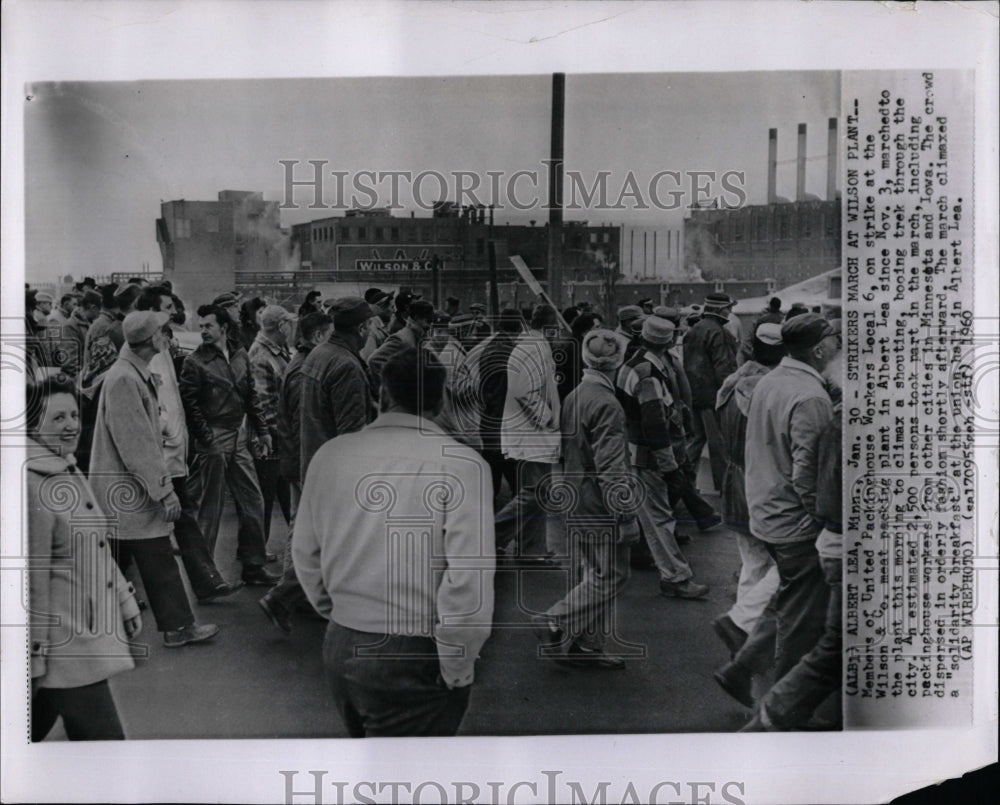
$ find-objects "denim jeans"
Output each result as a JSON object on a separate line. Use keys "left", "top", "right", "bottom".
{"left": 185, "top": 425, "right": 268, "bottom": 568}
{"left": 171, "top": 476, "right": 228, "bottom": 598}
{"left": 493, "top": 460, "right": 553, "bottom": 555}
{"left": 323, "top": 622, "right": 471, "bottom": 737}
{"left": 760, "top": 557, "right": 842, "bottom": 729}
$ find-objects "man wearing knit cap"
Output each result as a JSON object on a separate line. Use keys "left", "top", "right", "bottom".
{"left": 532, "top": 329, "right": 640, "bottom": 669}
{"left": 715, "top": 312, "right": 838, "bottom": 707}
{"left": 616, "top": 316, "right": 710, "bottom": 599}
{"left": 91, "top": 311, "right": 219, "bottom": 647}
{"left": 299, "top": 297, "right": 377, "bottom": 479}
{"left": 682, "top": 292, "right": 738, "bottom": 493}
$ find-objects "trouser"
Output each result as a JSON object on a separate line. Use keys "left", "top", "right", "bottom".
{"left": 74, "top": 393, "right": 99, "bottom": 476}
{"left": 265, "top": 482, "right": 308, "bottom": 613}
{"left": 665, "top": 464, "right": 717, "bottom": 527}
{"left": 766, "top": 539, "right": 830, "bottom": 682}
{"left": 171, "top": 476, "right": 228, "bottom": 598}
{"left": 686, "top": 407, "right": 727, "bottom": 493}
{"left": 493, "top": 460, "right": 553, "bottom": 556}
{"left": 323, "top": 622, "right": 471, "bottom": 737}
{"left": 186, "top": 425, "right": 268, "bottom": 568}
{"left": 253, "top": 457, "right": 291, "bottom": 543}
{"left": 109, "top": 536, "right": 194, "bottom": 632}
{"left": 481, "top": 446, "right": 519, "bottom": 500}
{"left": 32, "top": 680, "right": 124, "bottom": 741}
{"left": 726, "top": 530, "right": 780, "bottom": 634}
{"left": 546, "top": 534, "right": 630, "bottom": 651}
{"left": 759, "top": 557, "right": 842, "bottom": 729}
{"left": 635, "top": 467, "right": 694, "bottom": 583}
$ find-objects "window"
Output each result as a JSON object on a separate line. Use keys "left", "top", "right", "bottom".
{"left": 390, "top": 227, "right": 400, "bottom": 240}
{"left": 405, "top": 227, "right": 416, "bottom": 241}
{"left": 778, "top": 209, "right": 791, "bottom": 240}
{"left": 603, "top": 232, "right": 610, "bottom": 244}
{"left": 590, "top": 233, "right": 598, "bottom": 245}
{"left": 175, "top": 218, "right": 191, "bottom": 238}
{"left": 340, "top": 226, "right": 350, "bottom": 241}
{"left": 732, "top": 218, "right": 744, "bottom": 242}
{"left": 312, "top": 228, "right": 319, "bottom": 242}
{"left": 754, "top": 214, "right": 768, "bottom": 242}
{"left": 357, "top": 226, "right": 367, "bottom": 241}
{"left": 421, "top": 227, "right": 432, "bottom": 243}
{"left": 799, "top": 212, "right": 812, "bottom": 239}
{"left": 476, "top": 237, "right": 485, "bottom": 256}
{"left": 374, "top": 227, "right": 383, "bottom": 241}
{"left": 205, "top": 214, "right": 219, "bottom": 233}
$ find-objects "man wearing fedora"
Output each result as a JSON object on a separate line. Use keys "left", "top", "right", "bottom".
{"left": 682, "top": 292, "right": 739, "bottom": 494}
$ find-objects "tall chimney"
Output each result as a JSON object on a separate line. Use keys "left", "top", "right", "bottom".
{"left": 826, "top": 117, "right": 838, "bottom": 201}
{"left": 796, "top": 123, "right": 807, "bottom": 201}
{"left": 767, "top": 128, "right": 777, "bottom": 204}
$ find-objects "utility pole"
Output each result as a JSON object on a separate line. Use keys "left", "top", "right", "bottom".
{"left": 546, "top": 73, "right": 565, "bottom": 308}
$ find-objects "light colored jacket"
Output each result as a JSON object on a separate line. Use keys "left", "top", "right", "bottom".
{"left": 27, "top": 440, "right": 138, "bottom": 688}
{"left": 149, "top": 347, "right": 187, "bottom": 478}
{"left": 247, "top": 333, "right": 291, "bottom": 443}
{"left": 500, "top": 329, "right": 561, "bottom": 463}
{"left": 745, "top": 357, "right": 834, "bottom": 544}
{"left": 293, "top": 412, "right": 495, "bottom": 688}
{"left": 89, "top": 346, "right": 174, "bottom": 540}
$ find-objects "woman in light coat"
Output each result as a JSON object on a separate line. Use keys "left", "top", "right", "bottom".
{"left": 26, "top": 377, "right": 141, "bottom": 740}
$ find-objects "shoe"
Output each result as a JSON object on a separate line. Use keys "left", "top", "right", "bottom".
{"left": 554, "top": 643, "right": 626, "bottom": 671}
{"left": 163, "top": 623, "right": 220, "bottom": 648}
{"left": 530, "top": 614, "right": 564, "bottom": 647}
{"left": 258, "top": 596, "right": 292, "bottom": 634}
{"left": 659, "top": 579, "right": 710, "bottom": 599}
{"left": 241, "top": 566, "right": 280, "bottom": 587}
{"left": 713, "top": 661, "right": 754, "bottom": 708}
{"left": 711, "top": 614, "right": 748, "bottom": 658}
{"left": 697, "top": 514, "right": 723, "bottom": 533}
{"left": 196, "top": 580, "right": 244, "bottom": 604}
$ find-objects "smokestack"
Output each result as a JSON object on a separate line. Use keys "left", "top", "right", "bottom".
{"left": 826, "top": 117, "right": 838, "bottom": 201}
{"left": 796, "top": 123, "right": 807, "bottom": 201}
{"left": 547, "top": 73, "right": 565, "bottom": 306}
{"left": 767, "top": 128, "right": 777, "bottom": 204}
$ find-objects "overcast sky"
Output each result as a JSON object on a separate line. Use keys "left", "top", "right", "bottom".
{"left": 25, "top": 71, "right": 838, "bottom": 284}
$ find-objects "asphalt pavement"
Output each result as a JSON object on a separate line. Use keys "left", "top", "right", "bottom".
{"left": 102, "top": 460, "right": 754, "bottom": 740}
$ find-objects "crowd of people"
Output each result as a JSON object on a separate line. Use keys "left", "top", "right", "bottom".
{"left": 25, "top": 276, "right": 843, "bottom": 739}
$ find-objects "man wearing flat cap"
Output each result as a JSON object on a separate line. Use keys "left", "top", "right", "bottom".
{"left": 299, "top": 297, "right": 377, "bottom": 479}
{"left": 367, "top": 299, "right": 436, "bottom": 387}
{"left": 91, "top": 311, "right": 220, "bottom": 647}
{"left": 721, "top": 313, "right": 839, "bottom": 701}
{"left": 360, "top": 288, "right": 394, "bottom": 361}
{"left": 682, "top": 292, "right": 739, "bottom": 494}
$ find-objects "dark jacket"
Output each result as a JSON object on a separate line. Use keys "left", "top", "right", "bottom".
{"left": 682, "top": 312, "right": 737, "bottom": 409}
{"left": 615, "top": 350, "right": 682, "bottom": 473}
{"left": 561, "top": 370, "right": 639, "bottom": 535}
{"left": 299, "top": 333, "right": 375, "bottom": 479}
{"left": 814, "top": 415, "right": 842, "bottom": 534}
{"left": 179, "top": 341, "right": 266, "bottom": 449}
{"left": 279, "top": 346, "right": 309, "bottom": 482}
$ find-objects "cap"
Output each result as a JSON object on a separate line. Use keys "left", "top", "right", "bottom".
{"left": 35, "top": 291, "right": 54, "bottom": 304}
{"left": 212, "top": 292, "right": 239, "bottom": 308}
{"left": 259, "top": 304, "right": 295, "bottom": 328}
{"left": 781, "top": 313, "right": 835, "bottom": 350}
{"left": 629, "top": 314, "right": 648, "bottom": 335}
{"left": 641, "top": 315, "right": 676, "bottom": 344}
{"left": 123, "top": 311, "right": 168, "bottom": 345}
{"left": 653, "top": 305, "right": 682, "bottom": 324}
{"left": 581, "top": 329, "right": 628, "bottom": 372}
{"left": 704, "top": 292, "right": 735, "bottom": 310}
{"left": 329, "top": 297, "right": 375, "bottom": 330}
{"left": 754, "top": 322, "right": 784, "bottom": 346}
{"left": 364, "top": 288, "right": 393, "bottom": 306}
{"left": 616, "top": 305, "right": 643, "bottom": 325}
{"left": 637, "top": 297, "right": 654, "bottom": 307}
{"left": 408, "top": 300, "right": 436, "bottom": 321}
{"left": 468, "top": 302, "right": 487, "bottom": 313}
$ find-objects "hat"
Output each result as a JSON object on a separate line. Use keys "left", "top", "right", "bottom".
{"left": 582, "top": 329, "right": 628, "bottom": 372}
{"left": 35, "top": 291, "right": 54, "bottom": 304}
{"left": 123, "top": 311, "right": 168, "bottom": 345}
{"left": 637, "top": 297, "right": 654, "bottom": 308}
{"left": 653, "top": 305, "right": 682, "bottom": 325}
{"left": 781, "top": 313, "right": 835, "bottom": 351}
{"left": 364, "top": 288, "right": 393, "bottom": 306}
{"left": 629, "top": 314, "right": 648, "bottom": 335}
{"left": 617, "top": 305, "right": 643, "bottom": 325}
{"left": 827, "top": 317, "right": 842, "bottom": 335}
{"left": 704, "top": 292, "right": 735, "bottom": 311}
{"left": 259, "top": 304, "right": 295, "bottom": 328}
{"left": 408, "top": 300, "right": 436, "bottom": 321}
{"left": 212, "top": 292, "right": 239, "bottom": 309}
{"left": 641, "top": 315, "right": 676, "bottom": 344}
{"left": 469, "top": 302, "right": 487, "bottom": 313}
{"left": 329, "top": 297, "right": 375, "bottom": 330}
{"left": 754, "top": 322, "right": 783, "bottom": 346}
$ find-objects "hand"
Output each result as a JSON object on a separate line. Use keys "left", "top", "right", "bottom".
{"left": 123, "top": 614, "right": 142, "bottom": 638}
{"left": 258, "top": 433, "right": 273, "bottom": 458}
{"left": 162, "top": 491, "right": 182, "bottom": 522}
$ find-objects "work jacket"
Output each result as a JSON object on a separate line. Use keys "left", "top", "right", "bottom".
{"left": 682, "top": 312, "right": 737, "bottom": 409}
{"left": 247, "top": 333, "right": 291, "bottom": 444}
{"left": 500, "top": 330, "right": 561, "bottom": 464}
